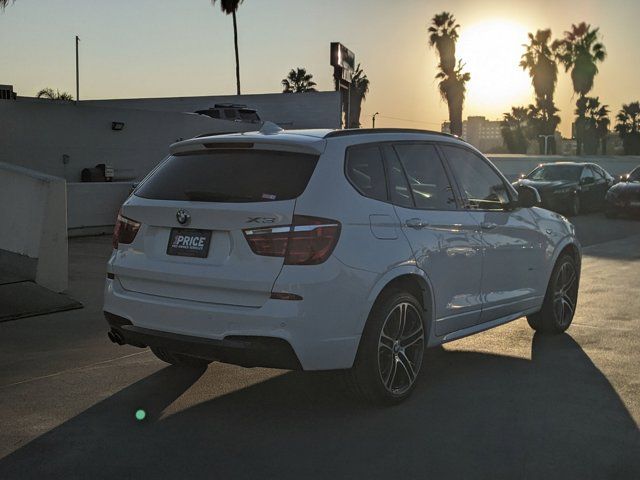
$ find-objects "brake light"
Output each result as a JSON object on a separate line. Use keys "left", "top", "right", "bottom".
{"left": 112, "top": 212, "right": 141, "bottom": 249}
{"left": 243, "top": 215, "right": 341, "bottom": 265}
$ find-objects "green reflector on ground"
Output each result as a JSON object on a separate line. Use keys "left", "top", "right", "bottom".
{"left": 135, "top": 409, "right": 146, "bottom": 421}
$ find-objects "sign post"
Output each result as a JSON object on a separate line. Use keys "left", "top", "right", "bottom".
{"left": 330, "top": 42, "right": 355, "bottom": 129}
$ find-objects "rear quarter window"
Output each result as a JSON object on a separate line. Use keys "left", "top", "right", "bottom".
{"left": 345, "top": 145, "right": 388, "bottom": 202}
{"left": 135, "top": 149, "right": 319, "bottom": 203}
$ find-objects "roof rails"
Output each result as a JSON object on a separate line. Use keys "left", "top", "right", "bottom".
{"left": 324, "top": 128, "right": 458, "bottom": 139}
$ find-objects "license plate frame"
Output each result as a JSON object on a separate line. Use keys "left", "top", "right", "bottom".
{"left": 166, "top": 228, "right": 212, "bottom": 258}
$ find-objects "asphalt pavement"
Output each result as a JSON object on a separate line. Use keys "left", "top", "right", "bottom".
{"left": 0, "top": 213, "right": 639, "bottom": 479}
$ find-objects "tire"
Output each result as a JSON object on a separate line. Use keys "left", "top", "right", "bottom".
{"left": 567, "top": 195, "right": 580, "bottom": 217}
{"left": 527, "top": 254, "right": 579, "bottom": 334}
{"left": 345, "top": 290, "right": 426, "bottom": 405}
{"left": 151, "top": 347, "right": 212, "bottom": 368}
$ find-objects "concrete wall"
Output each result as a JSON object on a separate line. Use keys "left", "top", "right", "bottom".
{"left": 488, "top": 155, "right": 640, "bottom": 181}
{"left": 67, "top": 182, "right": 133, "bottom": 237}
{"left": 0, "top": 162, "right": 68, "bottom": 292}
{"left": 0, "top": 99, "right": 255, "bottom": 182}
{"left": 82, "top": 91, "right": 342, "bottom": 130}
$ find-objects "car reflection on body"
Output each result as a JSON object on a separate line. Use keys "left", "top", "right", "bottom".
{"left": 513, "top": 162, "right": 614, "bottom": 216}
{"left": 605, "top": 166, "right": 640, "bottom": 218}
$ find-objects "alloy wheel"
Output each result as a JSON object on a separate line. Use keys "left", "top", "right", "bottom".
{"left": 553, "top": 261, "right": 578, "bottom": 328}
{"left": 377, "top": 302, "right": 425, "bottom": 395}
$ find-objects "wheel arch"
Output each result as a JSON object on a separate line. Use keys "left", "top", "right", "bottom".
{"left": 360, "top": 266, "right": 435, "bottom": 338}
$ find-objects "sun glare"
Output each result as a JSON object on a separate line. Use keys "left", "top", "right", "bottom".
{"left": 457, "top": 19, "right": 532, "bottom": 119}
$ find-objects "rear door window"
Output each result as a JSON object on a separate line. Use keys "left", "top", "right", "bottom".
{"left": 393, "top": 143, "right": 457, "bottom": 210}
{"left": 135, "top": 150, "right": 319, "bottom": 202}
{"left": 345, "top": 145, "right": 388, "bottom": 202}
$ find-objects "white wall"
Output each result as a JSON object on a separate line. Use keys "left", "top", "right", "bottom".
{"left": 0, "top": 162, "right": 68, "bottom": 292}
{"left": 67, "top": 182, "right": 133, "bottom": 236}
{"left": 0, "top": 99, "right": 255, "bottom": 182}
{"left": 82, "top": 91, "right": 342, "bottom": 130}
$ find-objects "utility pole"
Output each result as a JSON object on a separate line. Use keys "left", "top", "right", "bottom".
{"left": 372, "top": 112, "right": 379, "bottom": 128}
{"left": 538, "top": 134, "right": 554, "bottom": 155}
{"left": 75, "top": 35, "right": 80, "bottom": 105}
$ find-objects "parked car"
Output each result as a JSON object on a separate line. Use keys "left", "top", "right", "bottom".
{"left": 195, "top": 103, "right": 261, "bottom": 124}
{"left": 514, "top": 162, "right": 614, "bottom": 216}
{"left": 605, "top": 166, "right": 640, "bottom": 217}
{"left": 104, "top": 125, "right": 581, "bottom": 405}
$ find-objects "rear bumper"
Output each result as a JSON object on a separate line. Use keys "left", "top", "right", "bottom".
{"left": 103, "top": 258, "right": 375, "bottom": 370}
{"left": 105, "top": 311, "right": 301, "bottom": 370}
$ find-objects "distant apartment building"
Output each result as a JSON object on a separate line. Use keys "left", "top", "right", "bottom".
{"left": 441, "top": 116, "right": 503, "bottom": 152}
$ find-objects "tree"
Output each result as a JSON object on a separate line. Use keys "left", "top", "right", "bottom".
{"left": 615, "top": 102, "right": 640, "bottom": 155}
{"left": 428, "top": 12, "right": 469, "bottom": 136}
{"left": 435, "top": 61, "right": 470, "bottom": 137}
{"left": 501, "top": 107, "right": 531, "bottom": 153}
{"left": 36, "top": 88, "right": 74, "bottom": 101}
{"left": 553, "top": 23, "right": 606, "bottom": 154}
{"left": 281, "top": 68, "right": 317, "bottom": 93}
{"left": 0, "top": 0, "right": 13, "bottom": 10}
{"left": 211, "top": 0, "right": 244, "bottom": 95}
{"left": 580, "top": 97, "right": 610, "bottom": 154}
{"left": 428, "top": 12, "right": 460, "bottom": 73}
{"left": 520, "top": 29, "right": 560, "bottom": 154}
{"left": 345, "top": 64, "right": 370, "bottom": 128}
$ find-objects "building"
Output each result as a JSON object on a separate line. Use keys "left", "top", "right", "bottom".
{"left": 441, "top": 116, "right": 503, "bottom": 152}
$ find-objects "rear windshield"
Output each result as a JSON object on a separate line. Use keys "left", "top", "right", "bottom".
{"left": 135, "top": 150, "right": 319, "bottom": 202}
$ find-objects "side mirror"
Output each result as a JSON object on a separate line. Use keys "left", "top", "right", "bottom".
{"left": 515, "top": 185, "right": 541, "bottom": 208}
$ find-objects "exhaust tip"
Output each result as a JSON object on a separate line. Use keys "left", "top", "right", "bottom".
{"left": 108, "top": 329, "right": 125, "bottom": 345}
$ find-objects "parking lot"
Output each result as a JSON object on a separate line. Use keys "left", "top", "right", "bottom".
{"left": 0, "top": 213, "right": 639, "bottom": 479}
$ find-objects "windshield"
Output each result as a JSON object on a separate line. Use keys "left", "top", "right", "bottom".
{"left": 528, "top": 165, "right": 581, "bottom": 182}
{"left": 628, "top": 167, "right": 640, "bottom": 182}
{"left": 135, "top": 149, "right": 319, "bottom": 202}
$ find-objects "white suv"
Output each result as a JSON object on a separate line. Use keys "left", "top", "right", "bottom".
{"left": 104, "top": 126, "right": 581, "bottom": 404}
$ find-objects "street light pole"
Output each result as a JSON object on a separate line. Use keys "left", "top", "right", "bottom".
{"left": 75, "top": 35, "right": 80, "bottom": 105}
{"left": 372, "top": 112, "right": 379, "bottom": 129}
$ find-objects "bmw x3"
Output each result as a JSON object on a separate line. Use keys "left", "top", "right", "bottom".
{"left": 104, "top": 125, "right": 581, "bottom": 404}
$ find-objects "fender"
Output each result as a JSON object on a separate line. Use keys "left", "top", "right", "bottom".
{"left": 547, "top": 234, "right": 582, "bottom": 282}
{"left": 357, "top": 264, "right": 437, "bottom": 343}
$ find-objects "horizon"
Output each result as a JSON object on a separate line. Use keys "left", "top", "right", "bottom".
{"left": 2, "top": 0, "right": 640, "bottom": 136}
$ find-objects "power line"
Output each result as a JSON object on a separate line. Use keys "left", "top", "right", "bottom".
{"left": 376, "top": 114, "right": 443, "bottom": 127}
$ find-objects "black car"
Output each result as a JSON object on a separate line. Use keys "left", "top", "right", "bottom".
{"left": 605, "top": 166, "right": 640, "bottom": 218}
{"left": 513, "top": 162, "right": 614, "bottom": 216}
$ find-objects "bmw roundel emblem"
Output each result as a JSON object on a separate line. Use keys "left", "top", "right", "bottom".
{"left": 176, "top": 209, "right": 191, "bottom": 225}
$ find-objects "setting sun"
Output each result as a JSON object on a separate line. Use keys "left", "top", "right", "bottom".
{"left": 457, "top": 19, "right": 532, "bottom": 118}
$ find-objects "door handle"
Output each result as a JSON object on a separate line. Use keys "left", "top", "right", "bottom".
{"left": 405, "top": 218, "right": 428, "bottom": 229}
{"left": 481, "top": 222, "right": 497, "bottom": 230}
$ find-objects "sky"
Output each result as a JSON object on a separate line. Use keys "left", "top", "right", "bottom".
{"left": 2, "top": 0, "right": 640, "bottom": 137}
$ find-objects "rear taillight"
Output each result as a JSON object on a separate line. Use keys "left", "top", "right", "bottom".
{"left": 243, "top": 215, "right": 341, "bottom": 265}
{"left": 112, "top": 212, "right": 141, "bottom": 249}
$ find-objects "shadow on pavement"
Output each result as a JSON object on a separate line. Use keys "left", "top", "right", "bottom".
{"left": 0, "top": 334, "right": 638, "bottom": 479}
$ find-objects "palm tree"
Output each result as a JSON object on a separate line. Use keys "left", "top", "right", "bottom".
{"left": 553, "top": 23, "right": 606, "bottom": 154}
{"left": 211, "top": 0, "right": 244, "bottom": 95}
{"left": 520, "top": 29, "right": 560, "bottom": 154}
{"left": 36, "top": 88, "right": 74, "bottom": 101}
{"left": 579, "top": 97, "right": 608, "bottom": 154}
{"left": 428, "top": 12, "right": 460, "bottom": 73}
{"left": 594, "top": 105, "right": 611, "bottom": 155}
{"left": 281, "top": 68, "right": 317, "bottom": 93}
{"left": 428, "top": 12, "right": 469, "bottom": 136}
{"left": 0, "top": 0, "right": 13, "bottom": 10}
{"left": 501, "top": 106, "right": 531, "bottom": 153}
{"left": 345, "top": 64, "right": 370, "bottom": 128}
{"left": 615, "top": 102, "right": 640, "bottom": 154}
{"left": 435, "top": 60, "right": 470, "bottom": 137}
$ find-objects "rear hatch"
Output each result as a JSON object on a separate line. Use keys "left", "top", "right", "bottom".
{"left": 113, "top": 144, "right": 321, "bottom": 307}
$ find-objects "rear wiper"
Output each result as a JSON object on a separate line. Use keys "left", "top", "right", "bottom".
{"left": 184, "top": 190, "right": 254, "bottom": 202}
